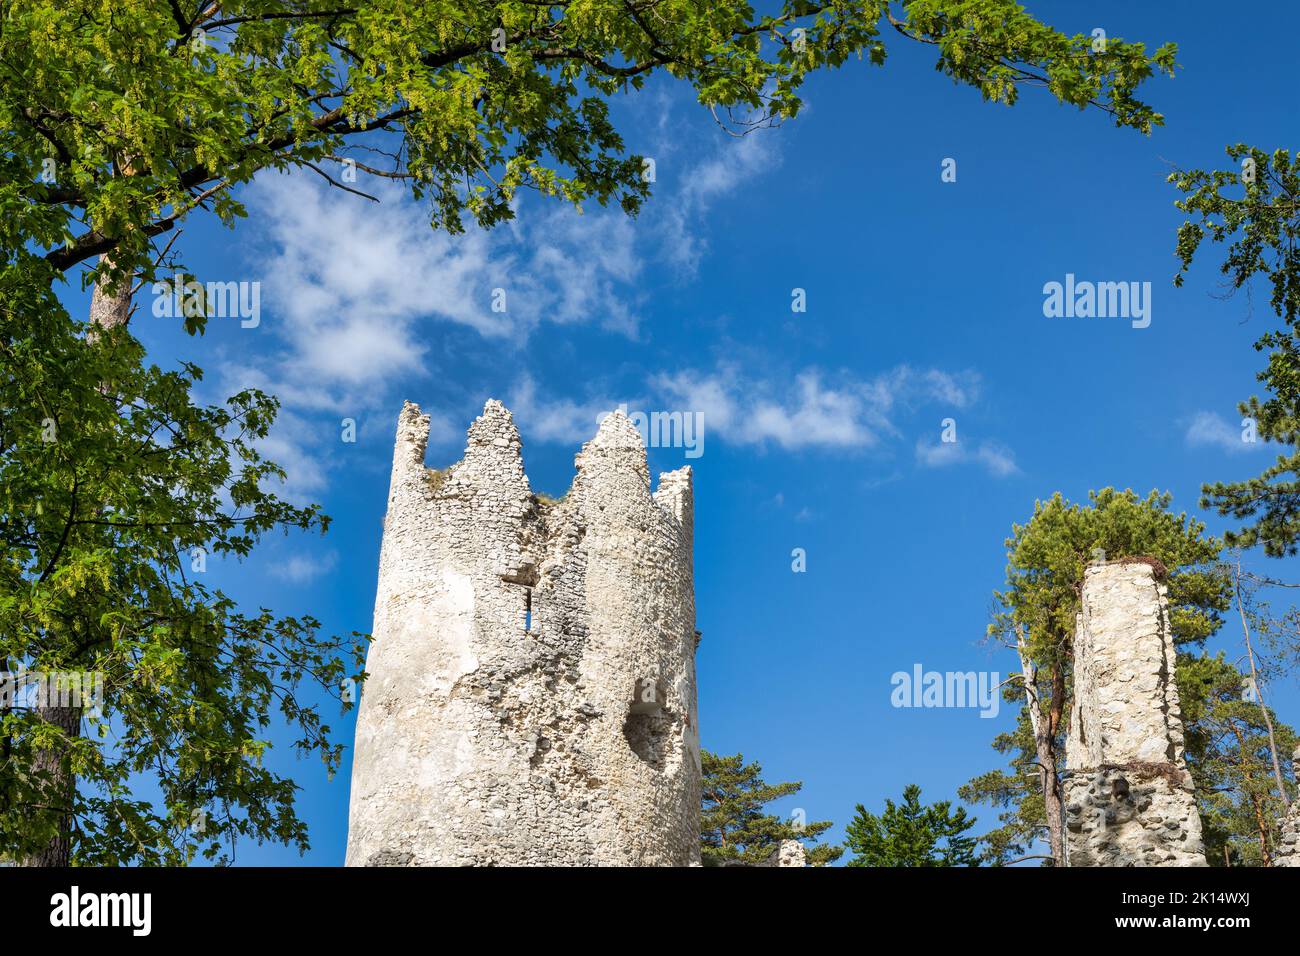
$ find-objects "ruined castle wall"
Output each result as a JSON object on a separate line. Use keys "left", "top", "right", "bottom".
{"left": 761, "top": 840, "right": 808, "bottom": 867}
{"left": 1063, "top": 561, "right": 1206, "bottom": 866}
{"left": 1273, "top": 746, "right": 1300, "bottom": 867}
{"left": 346, "top": 400, "right": 700, "bottom": 866}
{"left": 1276, "top": 801, "right": 1300, "bottom": 866}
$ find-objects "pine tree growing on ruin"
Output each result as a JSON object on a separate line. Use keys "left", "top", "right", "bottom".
{"left": 961, "top": 489, "right": 1230, "bottom": 865}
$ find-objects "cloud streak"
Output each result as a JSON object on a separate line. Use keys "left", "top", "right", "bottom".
{"left": 914, "top": 437, "right": 1019, "bottom": 477}
{"left": 654, "top": 363, "right": 984, "bottom": 452}
{"left": 1184, "top": 411, "right": 1265, "bottom": 455}
{"left": 270, "top": 549, "right": 339, "bottom": 584}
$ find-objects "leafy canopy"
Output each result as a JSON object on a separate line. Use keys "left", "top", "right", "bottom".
{"left": 0, "top": 0, "right": 1178, "bottom": 294}
{"left": 0, "top": 254, "right": 366, "bottom": 864}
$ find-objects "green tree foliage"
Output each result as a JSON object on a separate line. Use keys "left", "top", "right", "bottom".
{"left": 1167, "top": 146, "right": 1300, "bottom": 855}
{"left": 958, "top": 707, "right": 1048, "bottom": 865}
{"left": 962, "top": 489, "right": 1230, "bottom": 865}
{"left": 845, "top": 783, "right": 977, "bottom": 866}
{"left": 0, "top": 255, "right": 366, "bottom": 864}
{"left": 1178, "top": 652, "right": 1297, "bottom": 866}
{"left": 700, "top": 750, "right": 841, "bottom": 865}
{"left": 0, "top": 0, "right": 1178, "bottom": 294}
{"left": 1169, "top": 146, "right": 1300, "bottom": 555}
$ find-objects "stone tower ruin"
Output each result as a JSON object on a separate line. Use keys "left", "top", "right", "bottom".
{"left": 1064, "top": 560, "right": 1206, "bottom": 866}
{"left": 346, "top": 400, "right": 701, "bottom": 866}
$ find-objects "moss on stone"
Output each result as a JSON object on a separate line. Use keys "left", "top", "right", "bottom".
{"left": 423, "top": 467, "right": 447, "bottom": 493}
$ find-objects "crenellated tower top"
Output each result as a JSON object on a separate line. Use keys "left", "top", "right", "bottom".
{"left": 347, "top": 399, "right": 700, "bottom": 866}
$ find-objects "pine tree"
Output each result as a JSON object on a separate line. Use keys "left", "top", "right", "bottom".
{"left": 700, "top": 750, "right": 841, "bottom": 866}
{"left": 845, "top": 784, "right": 978, "bottom": 867}
{"left": 1179, "top": 653, "right": 1298, "bottom": 865}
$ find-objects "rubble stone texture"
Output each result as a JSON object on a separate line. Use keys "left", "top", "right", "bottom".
{"left": 716, "top": 839, "right": 806, "bottom": 867}
{"left": 1064, "top": 561, "right": 1207, "bottom": 866}
{"left": 763, "top": 840, "right": 808, "bottom": 867}
{"left": 346, "top": 400, "right": 701, "bottom": 866}
{"left": 1276, "top": 802, "right": 1300, "bottom": 866}
{"left": 1273, "top": 746, "right": 1300, "bottom": 867}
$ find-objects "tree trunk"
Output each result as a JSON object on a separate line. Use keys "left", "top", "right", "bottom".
{"left": 87, "top": 158, "right": 139, "bottom": 336}
{"left": 1228, "top": 719, "right": 1275, "bottom": 866}
{"left": 24, "top": 702, "right": 81, "bottom": 866}
{"left": 1249, "top": 792, "right": 1273, "bottom": 866}
{"left": 1017, "top": 625, "right": 1065, "bottom": 866}
{"left": 1234, "top": 560, "right": 1290, "bottom": 808}
{"left": 23, "top": 267, "right": 130, "bottom": 866}
{"left": 1036, "top": 733, "right": 1065, "bottom": 866}
{"left": 88, "top": 277, "right": 132, "bottom": 330}
{"left": 87, "top": 253, "right": 134, "bottom": 336}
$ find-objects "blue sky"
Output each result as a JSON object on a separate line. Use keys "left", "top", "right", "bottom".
{"left": 58, "top": 0, "right": 1300, "bottom": 864}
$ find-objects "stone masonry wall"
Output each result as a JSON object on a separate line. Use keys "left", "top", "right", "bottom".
{"left": 1276, "top": 801, "right": 1300, "bottom": 866}
{"left": 346, "top": 400, "right": 700, "bottom": 866}
{"left": 1064, "top": 561, "right": 1206, "bottom": 866}
{"left": 1273, "top": 746, "right": 1300, "bottom": 867}
{"left": 763, "top": 840, "right": 808, "bottom": 867}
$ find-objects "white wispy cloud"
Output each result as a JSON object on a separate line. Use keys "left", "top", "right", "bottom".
{"left": 243, "top": 121, "right": 780, "bottom": 394}
{"left": 499, "top": 362, "right": 996, "bottom": 462}
{"left": 653, "top": 363, "right": 983, "bottom": 451}
{"left": 654, "top": 367, "right": 878, "bottom": 449}
{"left": 506, "top": 375, "right": 642, "bottom": 445}
{"left": 1185, "top": 411, "right": 1264, "bottom": 455}
{"left": 915, "top": 437, "right": 1019, "bottom": 477}
{"left": 270, "top": 549, "right": 339, "bottom": 583}
{"left": 519, "top": 209, "right": 643, "bottom": 334}
{"left": 654, "top": 130, "right": 781, "bottom": 273}
{"left": 236, "top": 171, "right": 660, "bottom": 408}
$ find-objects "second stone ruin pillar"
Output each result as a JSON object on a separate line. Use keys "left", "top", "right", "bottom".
{"left": 1063, "top": 560, "right": 1206, "bottom": 866}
